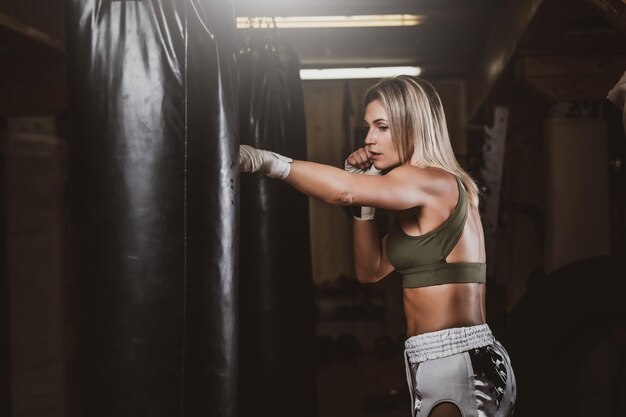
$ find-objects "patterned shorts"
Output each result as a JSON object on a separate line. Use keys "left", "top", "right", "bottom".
{"left": 404, "top": 324, "right": 516, "bottom": 417}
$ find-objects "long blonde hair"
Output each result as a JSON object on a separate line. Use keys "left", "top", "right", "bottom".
{"left": 364, "top": 75, "right": 479, "bottom": 207}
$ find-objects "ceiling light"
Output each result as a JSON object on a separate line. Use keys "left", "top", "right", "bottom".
{"left": 237, "top": 15, "right": 424, "bottom": 29}
{"left": 300, "top": 66, "right": 422, "bottom": 80}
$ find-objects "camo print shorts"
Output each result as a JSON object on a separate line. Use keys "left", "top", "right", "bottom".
{"left": 404, "top": 324, "right": 516, "bottom": 417}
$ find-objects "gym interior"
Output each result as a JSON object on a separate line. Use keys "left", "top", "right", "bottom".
{"left": 1, "top": 0, "right": 625, "bottom": 416}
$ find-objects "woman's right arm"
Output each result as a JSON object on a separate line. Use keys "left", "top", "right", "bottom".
{"left": 353, "top": 221, "right": 394, "bottom": 283}
{"left": 346, "top": 147, "right": 394, "bottom": 283}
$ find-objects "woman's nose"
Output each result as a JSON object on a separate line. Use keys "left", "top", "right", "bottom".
{"left": 364, "top": 132, "right": 375, "bottom": 145}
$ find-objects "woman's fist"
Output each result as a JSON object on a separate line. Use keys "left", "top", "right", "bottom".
{"left": 239, "top": 144, "right": 292, "bottom": 179}
{"left": 345, "top": 147, "right": 372, "bottom": 172}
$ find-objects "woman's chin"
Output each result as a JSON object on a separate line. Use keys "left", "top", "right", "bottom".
{"left": 373, "top": 161, "right": 398, "bottom": 172}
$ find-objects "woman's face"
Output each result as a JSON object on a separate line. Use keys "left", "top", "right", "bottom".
{"left": 363, "top": 100, "right": 402, "bottom": 170}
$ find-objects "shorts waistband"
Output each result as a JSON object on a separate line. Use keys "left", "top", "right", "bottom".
{"left": 404, "top": 324, "right": 494, "bottom": 363}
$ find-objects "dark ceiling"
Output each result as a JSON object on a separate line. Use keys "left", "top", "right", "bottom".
{"left": 233, "top": 0, "right": 499, "bottom": 78}
{"left": 0, "top": 0, "right": 625, "bottom": 117}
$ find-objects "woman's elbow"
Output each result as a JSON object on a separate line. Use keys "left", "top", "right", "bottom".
{"left": 322, "top": 188, "right": 353, "bottom": 206}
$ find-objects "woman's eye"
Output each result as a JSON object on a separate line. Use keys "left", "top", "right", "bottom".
{"left": 379, "top": 125, "right": 388, "bottom": 131}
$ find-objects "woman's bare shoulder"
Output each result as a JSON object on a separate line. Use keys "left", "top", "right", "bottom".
{"left": 385, "top": 164, "right": 457, "bottom": 197}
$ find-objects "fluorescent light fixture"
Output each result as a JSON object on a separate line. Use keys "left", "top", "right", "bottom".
{"left": 237, "top": 15, "right": 424, "bottom": 29}
{"left": 300, "top": 66, "right": 422, "bottom": 80}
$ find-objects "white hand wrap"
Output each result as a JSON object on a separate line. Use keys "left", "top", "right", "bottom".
{"left": 344, "top": 160, "right": 381, "bottom": 221}
{"left": 239, "top": 144, "right": 293, "bottom": 179}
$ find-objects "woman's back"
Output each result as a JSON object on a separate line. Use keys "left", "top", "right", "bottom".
{"left": 391, "top": 168, "right": 487, "bottom": 336}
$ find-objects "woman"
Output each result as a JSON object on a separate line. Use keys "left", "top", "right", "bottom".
{"left": 239, "top": 75, "right": 516, "bottom": 417}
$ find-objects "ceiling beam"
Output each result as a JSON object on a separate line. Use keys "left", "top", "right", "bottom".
{"left": 0, "top": 11, "right": 64, "bottom": 52}
{"left": 466, "top": 0, "right": 544, "bottom": 122}
{"left": 520, "top": 54, "right": 626, "bottom": 101}
{"left": 234, "top": 0, "right": 490, "bottom": 17}
{"left": 582, "top": 0, "right": 626, "bottom": 32}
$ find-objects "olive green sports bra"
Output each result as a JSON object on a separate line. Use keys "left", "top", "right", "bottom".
{"left": 386, "top": 176, "right": 486, "bottom": 288}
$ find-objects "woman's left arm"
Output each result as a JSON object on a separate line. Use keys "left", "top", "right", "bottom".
{"left": 285, "top": 160, "right": 425, "bottom": 210}
{"left": 239, "top": 144, "right": 430, "bottom": 210}
{"left": 284, "top": 160, "right": 358, "bottom": 205}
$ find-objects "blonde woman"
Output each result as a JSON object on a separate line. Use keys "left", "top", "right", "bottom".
{"left": 239, "top": 75, "right": 516, "bottom": 417}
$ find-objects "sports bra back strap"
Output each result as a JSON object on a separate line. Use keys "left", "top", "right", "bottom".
{"left": 440, "top": 177, "right": 468, "bottom": 258}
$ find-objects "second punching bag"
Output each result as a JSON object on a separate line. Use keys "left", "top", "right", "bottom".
{"left": 66, "top": 1, "right": 238, "bottom": 416}
{"left": 238, "top": 28, "right": 317, "bottom": 417}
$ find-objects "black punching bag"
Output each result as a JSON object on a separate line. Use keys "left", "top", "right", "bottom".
{"left": 65, "top": 1, "right": 238, "bottom": 416}
{"left": 238, "top": 28, "right": 317, "bottom": 417}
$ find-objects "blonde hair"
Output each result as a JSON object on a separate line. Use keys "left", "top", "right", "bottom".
{"left": 364, "top": 75, "right": 480, "bottom": 207}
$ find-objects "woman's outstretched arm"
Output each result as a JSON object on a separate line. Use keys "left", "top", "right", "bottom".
{"left": 285, "top": 160, "right": 427, "bottom": 210}
{"left": 239, "top": 144, "right": 429, "bottom": 210}
{"left": 284, "top": 160, "right": 359, "bottom": 205}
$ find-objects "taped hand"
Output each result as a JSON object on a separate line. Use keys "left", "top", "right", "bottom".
{"left": 239, "top": 144, "right": 293, "bottom": 179}
{"left": 344, "top": 148, "right": 381, "bottom": 220}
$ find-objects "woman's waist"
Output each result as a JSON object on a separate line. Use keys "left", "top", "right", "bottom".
{"left": 405, "top": 315, "right": 486, "bottom": 338}
{"left": 404, "top": 323, "right": 494, "bottom": 363}
{"left": 403, "top": 283, "right": 486, "bottom": 336}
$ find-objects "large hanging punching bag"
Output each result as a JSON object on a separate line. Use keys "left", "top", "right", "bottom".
{"left": 238, "top": 28, "right": 317, "bottom": 417}
{"left": 65, "top": 1, "right": 238, "bottom": 416}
